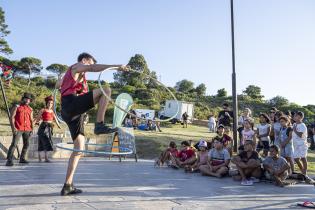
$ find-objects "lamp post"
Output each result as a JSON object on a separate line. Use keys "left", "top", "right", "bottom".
{"left": 230, "top": 0, "right": 238, "bottom": 152}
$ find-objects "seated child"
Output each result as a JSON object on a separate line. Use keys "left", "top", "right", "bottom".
{"left": 231, "top": 140, "right": 261, "bottom": 186}
{"left": 170, "top": 141, "right": 197, "bottom": 169}
{"left": 155, "top": 141, "right": 178, "bottom": 167}
{"left": 185, "top": 140, "right": 208, "bottom": 172}
{"left": 199, "top": 139, "right": 230, "bottom": 178}
{"left": 213, "top": 124, "right": 232, "bottom": 154}
{"left": 263, "top": 145, "right": 290, "bottom": 187}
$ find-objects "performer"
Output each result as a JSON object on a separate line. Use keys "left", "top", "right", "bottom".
{"left": 6, "top": 93, "right": 34, "bottom": 166}
{"left": 35, "top": 96, "right": 61, "bottom": 162}
{"left": 55, "top": 52, "right": 128, "bottom": 196}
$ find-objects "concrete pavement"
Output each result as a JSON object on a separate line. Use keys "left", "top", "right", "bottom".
{"left": 0, "top": 158, "right": 314, "bottom": 210}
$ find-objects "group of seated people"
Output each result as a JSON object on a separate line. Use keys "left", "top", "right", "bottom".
{"left": 125, "top": 116, "right": 162, "bottom": 132}
{"left": 155, "top": 123, "right": 313, "bottom": 187}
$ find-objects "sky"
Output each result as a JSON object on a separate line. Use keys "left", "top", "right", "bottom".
{"left": 2, "top": 0, "right": 315, "bottom": 105}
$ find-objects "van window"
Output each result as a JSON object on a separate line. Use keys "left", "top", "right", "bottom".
{"left": 168, "top": 103, "right": 171, "bottom": 108}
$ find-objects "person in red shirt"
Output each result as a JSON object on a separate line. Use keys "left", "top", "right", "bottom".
{"left": 55, "top": 53, "right": 128, "bottom": 196}
{"left": 35, "top": 96, "right": 61, "bottom": 162}
{"left": 154, "top": 141, "right": 179, "bottom": 167}
{"left": 6, "top": 93, "right": 34, "bottom": 166}
{"left": 169, "top": 141, "right": 196, "bottom": 169}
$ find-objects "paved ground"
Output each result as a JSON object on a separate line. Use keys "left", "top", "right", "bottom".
{"left": 0, "top": 158, "right": 314, "bottom": 210}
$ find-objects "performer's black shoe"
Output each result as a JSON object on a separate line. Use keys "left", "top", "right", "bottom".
{"left": 61, "top": 183, "right": 83, "bottom": 196}
{"left": 94, "top": 123, "right": 118, "bottom": 135}
{"left": 5, "top": 160, "right": 13, "bottom": 166}
{"left": 19, "top": 159, "right": 29, "bottom": 164}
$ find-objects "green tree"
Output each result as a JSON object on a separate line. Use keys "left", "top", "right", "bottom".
{"left": 0, "top": 55, "right": 11, "bottom": 65}
{"left": 46, "top": 63, "right": 68, "bottom": 75}
{"left": 113, "top": 54, "right": 150, "bottom": 88}
{"left": 243, "top": 85, "right": 263, "bottom": 100}
{"left": 0, "top": 7, "right": 12, "bottom": 54}
{"left": 216, "top": 88, "right": 227, "bottom": 97}
{"left": 16, "top": 57, "right": 43, "bottom": 86}
{"left": 175, "top": 79, "right": 194, "bottom": 93}
{"left": 195, "top": 83, "right": 207, "bottom": 96}
{"left": 268, "top": 96, "right": 289, "bottom": 107}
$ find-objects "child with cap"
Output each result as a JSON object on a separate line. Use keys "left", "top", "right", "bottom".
{"left": 212, "top": 124, "right": 232, "bottom": 155}
{"left": 185, "top": 140, "right": 208, "bottom": 172}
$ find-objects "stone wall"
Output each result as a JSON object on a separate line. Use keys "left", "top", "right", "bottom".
{"left": 0, "top": 132, "right": 113, "bottom": 160}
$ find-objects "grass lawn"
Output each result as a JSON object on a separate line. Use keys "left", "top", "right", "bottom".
{"left": 1, "top": 117, "right": 314, "bottom": 174}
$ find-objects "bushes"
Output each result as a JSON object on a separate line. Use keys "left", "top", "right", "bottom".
{"left": 122, "top": 85, "right": 136, "bottom": 95}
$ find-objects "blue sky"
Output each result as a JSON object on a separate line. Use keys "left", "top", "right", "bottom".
{"left": 2, "top": 0, "right": 315, "bottom": 105}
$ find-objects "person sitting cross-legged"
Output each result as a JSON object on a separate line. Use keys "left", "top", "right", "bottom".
{"left": 185, "top": 140, "right": 208, "bottom": 173}
{"left": 263, "top": 145, "right": 291, "bottom": 187}
{"left": 169, "top": 141, "right": 197, "bottom": 169}
{"left": 199, "top": 139, "right": 230, "bottom": 178}
{"left": 231, "top": 140, "right": 262, "bottom": 186}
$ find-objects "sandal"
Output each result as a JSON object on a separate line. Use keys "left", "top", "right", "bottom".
{"left": 297, "top": 201, "right": 315, "bottom": 209}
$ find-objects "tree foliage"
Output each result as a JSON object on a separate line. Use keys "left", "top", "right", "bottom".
{"left": 243, "top": 85, "right": 263, "bottom": 100}
{"left": 268, "top": 96, "right": 289, "bottom": 107}
{"left": 16, "top": 57, "right": 43, "bottom": 74}
{"left": 195, "top": 83, "right": 206, "bottom": 96}
{"left": 46, "top": 63, "right": 68, "bottom": 75}
{"left": 216, "top": 88, "right": 227, "bottom": 97}
{"left": 0, "top": 7, "right": 12, "bottom": 54}
{"left": 175, "top": 79, "right": 194, "bottom": 93}
{"left": 113, "top": 54, "right": 151, "bottom": 88}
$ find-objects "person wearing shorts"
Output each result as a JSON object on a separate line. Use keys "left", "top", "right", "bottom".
{"left": 292, "top": 111, "right": 308, "bottom": 175}
{"left": 256, "top": 113, "right": 271, "bottom": 157}
{"left": 56, "top": 52, "right": 128, "bottom": 196}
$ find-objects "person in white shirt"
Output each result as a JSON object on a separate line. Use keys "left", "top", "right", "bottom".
{"left": 208, "top": 114, "right": 216, "bottom": 132}
{"left": 238, "top": 108, "right": 253, "bottom": 141}
{"left": 292, "top": 111, "right": 308, "bottom": 175}
{"left": 256, "top": 113, "right": 271, "bottom": 157}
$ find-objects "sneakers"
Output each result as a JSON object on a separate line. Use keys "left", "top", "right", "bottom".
{"left": 5, "top": 160, "right": 13, "bottom": 166}
{"left": 241, "top": 179, "right": 253, "bottom": 186}
{"left": 61, "top": 183, "right": 83, "bottom": 196}
{"left": 250, "top": 177, "right": 260, "bottom": 183}
{"left": 304, "top": 175, "right": 315, "bottom": 184}
{"left": 19, "top": 159, "right": 29, "bottom": 164}
{"left": 94, "top": 122, "right": 118, "bottom": 135}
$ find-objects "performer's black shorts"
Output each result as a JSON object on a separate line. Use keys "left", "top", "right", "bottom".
{"left": 61, "top": 91, "right": 94, "bottom": 140}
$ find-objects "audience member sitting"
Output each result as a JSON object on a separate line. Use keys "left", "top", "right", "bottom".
{"left": 155, "top": 141, "right": 178, "bottom": 167}
{"left": 263, "top": 145, "right": 290, "bottom": 187}
{"left": 199, "top": 139, "right": 230, "bottom": 178}
{"left": 185, "top": 140, "right": 208, "bottom": 173}
{"left": 169, "top": 141, "right": 197, "bottom": 169}
{"left": 231, "top": 140, "right": 261, "bottom": 186}
{"left": 213, "top": 124, "right": 232, "bottom": 155}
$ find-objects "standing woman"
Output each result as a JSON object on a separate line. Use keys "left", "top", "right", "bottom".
{"left": 35, "top": 96, "right": 61, "bottom": 162}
